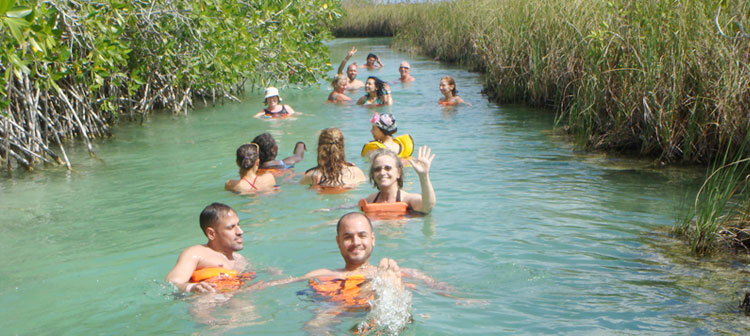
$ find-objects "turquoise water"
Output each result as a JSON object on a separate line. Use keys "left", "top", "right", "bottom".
{"left": 1, "top": 38, "right": 748, "bottom": 335}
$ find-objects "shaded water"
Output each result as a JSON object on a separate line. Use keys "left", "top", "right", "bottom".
{"left": 1, "top": 38, "right": 749, "bottom": 334}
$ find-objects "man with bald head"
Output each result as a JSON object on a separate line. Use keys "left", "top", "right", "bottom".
{"left": 397, "top": 61, "right": 415, "bottom": 83}
{"left": 337, "top": 47, "right": 366, "bottom": 90}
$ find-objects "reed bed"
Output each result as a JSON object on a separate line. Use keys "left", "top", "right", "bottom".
{"left": 337, "top": 0, "right": 750, "bottom": 165}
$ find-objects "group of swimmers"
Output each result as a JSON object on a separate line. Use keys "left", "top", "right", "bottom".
{"left": 167, "top": 46, "right": 468, "bottom": 331}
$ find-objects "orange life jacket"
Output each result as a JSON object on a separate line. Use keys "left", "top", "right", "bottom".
{"left": 190, "top": 267, "right": 255, "bottom": 291}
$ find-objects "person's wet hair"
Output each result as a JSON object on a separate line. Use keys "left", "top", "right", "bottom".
{"left": 367, "top": 53, "right": 377, "bottom": 61}
{"left": 236, "top": 143, "right": 260, "bottom": 170}
{"left": 252, "top": 133, "right": 277, "bottom": 164}
{"left": 368, "top": 76, "right": 386, "bottom": 97}
{"left": 317, "top": 128, "right": 347, "bottom": 186}
{"left": 441, "top": 75, "right": 458, "bottom": 95}
{"left": 368, "top": 149, "right": 404, "bottom": 189}
{"left": 199, "top": 202, "right": 235, "bottom": 234}
{"left": 331, "top": 74, "right": 347, "bottom": 88}
{"left": 336, "top": 212, "right": 373, "bottom": 235}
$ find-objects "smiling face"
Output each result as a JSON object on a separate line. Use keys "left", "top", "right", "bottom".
{"left": 398, "top": 62, "right": 410, "bottom": 78}
{"left": 365, "top": 78, "right": 377, "bottom": 94}
{"left": 439, "top": 79, "right": 454, "bottom": 97}
{"left": 265, "top": 95, "right": 280, "bottom": 108}
{"left": 372, "top": 154, "right": 400, "bottom": 189}
{"left": 347, "top": 64, "right": 358, "bottom": 81}
{"left": 336, "top": 77, "right": 348, "bottom": 91}
{"left": 366, "top": 56, "right": 377, "bottom": 66}
{"left": 336, "top": 214, "right": 375, "bottom": 268}
{"left": 207, "top": 211, "right": 243, "bottom": 252}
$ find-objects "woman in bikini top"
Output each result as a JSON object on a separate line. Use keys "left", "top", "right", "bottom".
{"left": 225, "top": 143, "right": 276, "bottom": 194}
{"left": 254, "top": 87, "right": 297, "bottom": 118}
{"left": 438, "top": 75, "right": 469, "bottom": 106}
{"left": 328, "top": 74, "right": 352, "bottom": 103}
{"left": 360, "top": 146, "right": 436, "bottom": 214}
{"left": 300, "top": 128, "right": 366, "bottom": 188}
{"left": 356, "top": 76, "right": 393, "bottom": 106}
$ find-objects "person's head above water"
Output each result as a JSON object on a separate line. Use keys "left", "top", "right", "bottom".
{"left": 264, "top": 87, "right": 282, "bottom": 105}
{"left": 399, "top": 62, "right": 411, "bottom": 77}
{"left": 439, "top": 76, "right": 458, "bottom": 96}
{"left": 335, "top": 212, "right": 375, "bottom": 268}
{"left": 332, "top": 74, "right": 348, "bottom": 91}
{"left": 235, "top": 143, "right": 260, "bottom": 171}
{"left": 252, "top": 133, "right": 278, "bottom": 164}
{"left": 365, "top": 76, "right": 386, "bottom": 96}
{"left": 347, "top": 63, "right": 359, "bottom": 81}
{"left": 198, "top": 203, "right": 243, "bottom": 252}
{"left": 371, "top": 113, "right": 398, "bottom": 136}
{"left": 368, "top": 149, "right": 404, "bottom": 189}
{"left": 366, "top": 53, "right": 378, "bottom": 66}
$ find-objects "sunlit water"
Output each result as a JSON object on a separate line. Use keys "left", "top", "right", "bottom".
{"left": 2, "top": 38, "right": 749, "bottom": 335}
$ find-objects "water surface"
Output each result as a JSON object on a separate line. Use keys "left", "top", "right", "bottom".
{"left": 1, "top": 38, "right": 747, "bottom": 335}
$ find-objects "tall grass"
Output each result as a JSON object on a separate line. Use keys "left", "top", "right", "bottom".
{"left": 336, "top": 0, "right": 750, "bottom": 165}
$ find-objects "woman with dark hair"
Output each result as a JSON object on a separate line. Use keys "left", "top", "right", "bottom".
{"left": 300, "top": 128, "right": 366, "bottom": 188}
{"left": 356, "top": 76, "right": 393, "bottom": 106}
{"left": 225, "top": 143, "right": 276, "bottom": 193}
{"left": 251, "top": 133, "right": 306, "bottom": 171}
{"left": 358, "top": 146, "right": 436, "bottom": 215}
{"left": 361, "top": 113, "right": 414, "bottom": 159}
{"left": 438, "top": 76, "right": 468, "bottom": 105}
{"left": 254, "top": 87, "right": 297, "bottom": 118}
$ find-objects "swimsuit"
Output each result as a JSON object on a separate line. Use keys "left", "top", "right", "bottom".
{"left": 359, "top": 190, "right": 411, "bottom": 215}
{"left": 242, "top": 175, "right": 258, "bottom": 190}
{"left": 361, "top": 95, "right": 383, "bottom": 106}
{"left": 264, "top": 105, "right": 289, "bottom": 117}
{"left": 305, "top": 162, "right": 356, "bottom": 187}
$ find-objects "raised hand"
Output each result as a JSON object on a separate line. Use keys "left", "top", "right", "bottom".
{"left": 408, "top": 145, "right": 435, "bottom": 176}
{"left": 347, "top": 46, "right": 357, "bottom": 58}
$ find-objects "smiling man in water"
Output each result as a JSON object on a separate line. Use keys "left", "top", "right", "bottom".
{"left": 337, "top": 47, "right": 366, "bottom": 90}
{"left": 166, "top": 202, "right": 248, "bottom": 293}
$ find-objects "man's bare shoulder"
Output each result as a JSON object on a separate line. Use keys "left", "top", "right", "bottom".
{"left": 303, "top": 268, "right": 341, "bottom": 279}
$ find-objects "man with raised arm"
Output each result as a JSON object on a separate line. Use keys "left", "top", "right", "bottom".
{"left": 166, "top": 203, "right": 249, "bottom": 293}
{"left": 337, "top": 46, "right": 365, "bottom": 90}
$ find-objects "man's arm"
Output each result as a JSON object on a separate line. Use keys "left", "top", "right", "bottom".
{"left": 337, "top": 47, "right": 357, "bottom": 74}
{"left": 165, "top": 246, "right": 216, "bottom": 293}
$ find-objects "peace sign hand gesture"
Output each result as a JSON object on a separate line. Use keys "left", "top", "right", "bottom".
{"left": 408, "top": 146, "right": 435, "bottom": 177}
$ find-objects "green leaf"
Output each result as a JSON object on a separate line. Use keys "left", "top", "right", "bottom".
{"left": 5, "top": 5, "right": 31, "bottom": 18}
{"left": 0, "top": 0, "right": 15, "bottom": 16}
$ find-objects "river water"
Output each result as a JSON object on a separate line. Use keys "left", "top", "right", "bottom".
{"left": 1, "top": 38, "right": 749, "bottom": 335}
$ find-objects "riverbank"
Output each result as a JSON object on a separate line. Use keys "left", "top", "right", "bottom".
{"left": 0, "top": 0, "right": 340, "bottom": 173}
{"left": 334, "top": 0, "right": 750, "bottom": 256}
{"left": 335, "top": 0, "right": 749, "bottom": 165}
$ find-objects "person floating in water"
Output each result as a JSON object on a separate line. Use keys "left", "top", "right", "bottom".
{"left": 251, "top": 133, "right": 306, "bottom": 172}
{"left": 360, "top": 52, "right": 383, "bottom": 69}
{"left": 166, "top": 203, "right": 250, "bottom": 293}
{"left": 357, "top": 76, "right": 393, "bottom": 106}
{"left": 300, "top": 128, "right": 366, "bottom": 188}
{"left": 359, "top": 146, "right": 436, "bottom": 216}
{"left": 438, "top": 75, "right": 469, "bottom": 106}
{"left": 397, "top": 61, "right": 415, "bottom": 83}
{"left": 254, "top": 87, "right": 296, "bottom": 118}
{"left": 225, "top": 143, "right": 276, "bottom": 193}
{"left": 328, "top": 74, "right": 353, "bottom": 103}
{"left": 337, "top": 46, "right": 365, "bottom": 90}
{"left": 361, "top": 113, "right": 414, "bottom": 159}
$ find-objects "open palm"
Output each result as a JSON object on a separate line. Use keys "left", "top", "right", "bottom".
{"left": 409, "top": 146, "right": 435, "bottom": 176}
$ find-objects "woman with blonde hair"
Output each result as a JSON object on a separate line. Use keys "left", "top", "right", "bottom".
{"left": 225, "top": 143, "right": 276, "bottom": 193}
{"left": 300, "top": 128, "right": 366, "bottom": 188}
{"left": 438, "top": 76, "right": 468, "bottom": 106}
{"left": 327, "top": 74, "right": 352, "bottom": 103}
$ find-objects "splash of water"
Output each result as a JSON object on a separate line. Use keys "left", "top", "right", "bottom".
{"left": 357, "top": 272, "right": 413, "bottom": 335}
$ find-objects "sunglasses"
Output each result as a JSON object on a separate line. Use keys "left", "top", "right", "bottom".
{"left": 373, "top": 165, "right": 393, "bottom": 172}
{"left": 399, "top": 66, "right": 409, "bottom": 70}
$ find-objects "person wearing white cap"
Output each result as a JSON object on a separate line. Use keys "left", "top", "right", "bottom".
{"left": 254, "top": 87, "right": 296, "bottom": 118}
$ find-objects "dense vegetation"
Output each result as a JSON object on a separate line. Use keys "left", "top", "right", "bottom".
{"left": 335, "top": 0, "right": 750, "bottom": 255}
{"left": 0, "top": 0, "right": 341, "bottom": 172}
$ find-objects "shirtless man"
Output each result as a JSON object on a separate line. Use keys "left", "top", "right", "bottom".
{"left": 337, "top": 47, "right": 365, "bottom": 90}
{"left": 166, "top": 203, "right": 247, "bottom": 293}
{"left": 360, "top": 53, "right": 384, "bottom": 69}
{"left": 397, "top": 61, "right": 415, "bottom": 83}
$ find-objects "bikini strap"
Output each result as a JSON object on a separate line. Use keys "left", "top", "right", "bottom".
{"left": 396, "top": 189, "right": 401, "bottom": 202}
{"left": 372, "top": 192, "right": 381, "bottom": 203}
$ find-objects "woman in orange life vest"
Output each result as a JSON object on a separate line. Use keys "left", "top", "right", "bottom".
{"left": 254, "top": 87, "right": 297, "bottom": 118}
{"left": 359, "top": 146, "right": 436, "bottom": 214}
{"left": 438, "top": 75, "right": 470, "bottom": 106}
{"left": 327, "top": 74, "right": 353, "bottom": 104}
{"left": 252, "top": 132, "right": 306, "bottom": 173}
{"left": 299, "top": 128, "right": 367, "bottom": 189}
{"left": 225, "top": 143, "right": 276, "bottom": 194}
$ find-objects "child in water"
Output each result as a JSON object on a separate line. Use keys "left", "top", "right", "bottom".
{"left": 252, "top": 133, "right": 306, "bottom": 171}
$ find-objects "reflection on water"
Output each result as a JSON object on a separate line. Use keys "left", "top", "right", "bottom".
{"left": 1, "top": 37, "right": 748, "bottom": 334}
